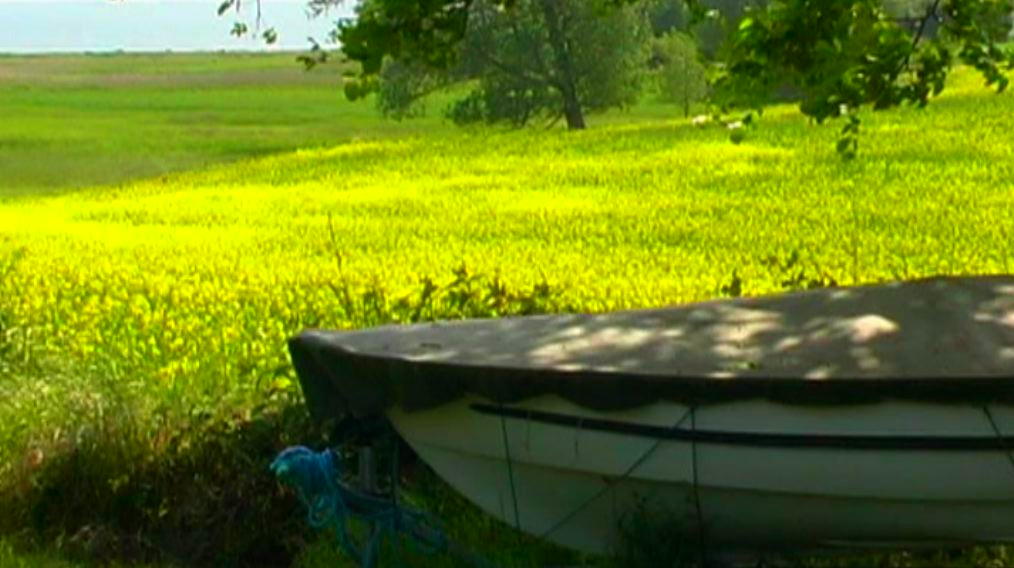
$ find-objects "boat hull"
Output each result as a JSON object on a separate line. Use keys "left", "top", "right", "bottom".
{"left": 386, "top": 395, "right": 1014, "bottom": 555}
{"left": 287, "top": 276, "right": 1014, "bottom": 556}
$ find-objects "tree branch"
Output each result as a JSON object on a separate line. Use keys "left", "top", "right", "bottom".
{"left": 897, "top": 0, "right": 944, "bottom": 73}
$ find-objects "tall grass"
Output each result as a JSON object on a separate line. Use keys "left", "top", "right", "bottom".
{"left": 0, "top": 256, "right": 589, "bottom": 566}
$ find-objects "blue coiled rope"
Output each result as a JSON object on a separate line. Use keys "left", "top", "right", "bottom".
{"left": 270, "top": 446, "right": 450, "bottom": 568}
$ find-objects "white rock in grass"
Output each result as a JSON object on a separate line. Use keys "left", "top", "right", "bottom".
{"left": 691, "top": 115, "right": 711, "bottom": 127}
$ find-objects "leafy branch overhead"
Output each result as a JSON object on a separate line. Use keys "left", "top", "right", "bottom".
{"left": 218, "top": 0, "right": 279, "bottom": 44}
{"left": 712, "top": 0, "right": 1014, "bottom": 157}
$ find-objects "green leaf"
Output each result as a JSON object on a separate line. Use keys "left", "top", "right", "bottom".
{"left": 216, "top": 0, "right": 235, "bottom": 17}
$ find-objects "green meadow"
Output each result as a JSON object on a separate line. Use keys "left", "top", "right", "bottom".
{"left": 1, "top": 51, "right": 1013, "bottom": 567}
{"left": 0, "top": 52, "right": 445, "bottom": 200}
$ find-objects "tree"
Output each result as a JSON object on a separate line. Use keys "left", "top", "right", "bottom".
{"left": 367, "top": 0, "right": 651, "bottom": 129}
{"left": 226, "top": 0, "right": 1014, "bottom": 155}
{"left": 373, "top": 58, "right": 447, "bottom": 120}
{"left": 333, "top": 0, "right": 1013, "bottom": 156}
{"left": 652, "top": 31, "right": 710, "bottom": 116}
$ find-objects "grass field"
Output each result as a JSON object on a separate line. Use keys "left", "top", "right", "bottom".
{"left": 0, "top": 52, "right": 454, "bottom": 200}
{"left": 1, "top": 51, "right": 1014, "bottom": 567}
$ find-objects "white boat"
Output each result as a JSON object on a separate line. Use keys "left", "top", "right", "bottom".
{"left": 288, "top": 275, "right": 1014, "bottom": 557}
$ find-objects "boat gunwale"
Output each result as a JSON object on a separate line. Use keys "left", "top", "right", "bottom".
{"left": 289, "top": 331, "right": 1014, "bottom": 421}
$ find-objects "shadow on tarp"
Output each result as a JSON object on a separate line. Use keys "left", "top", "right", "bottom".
{"left": 290, "top": 274, "right": 1014, "bottom": 418}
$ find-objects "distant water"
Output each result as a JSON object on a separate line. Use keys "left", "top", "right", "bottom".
{"left": 0, "top": 0, "right": 355, "bottom": 54}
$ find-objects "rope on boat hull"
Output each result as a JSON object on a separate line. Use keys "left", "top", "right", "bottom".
{"left": 271, "top": 446, "right": 450, "bottom": 568}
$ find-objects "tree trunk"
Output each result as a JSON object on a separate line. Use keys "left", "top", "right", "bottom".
{"left": 561, "top": 88, "right": 586, "bottom": 130}
{"left": 682, "top": 58, "right": 690, "bottom": 117}
{"left": 538, "top": 0, "right": 586, "bottom": 130}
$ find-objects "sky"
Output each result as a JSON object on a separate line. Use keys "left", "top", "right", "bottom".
{"left": 0, "top": 0, "right": 357, "bottom": 53}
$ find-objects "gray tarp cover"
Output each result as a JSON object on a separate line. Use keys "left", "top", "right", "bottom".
{"left": 289, "top": 275, "right": 1014, "bottom": 420}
